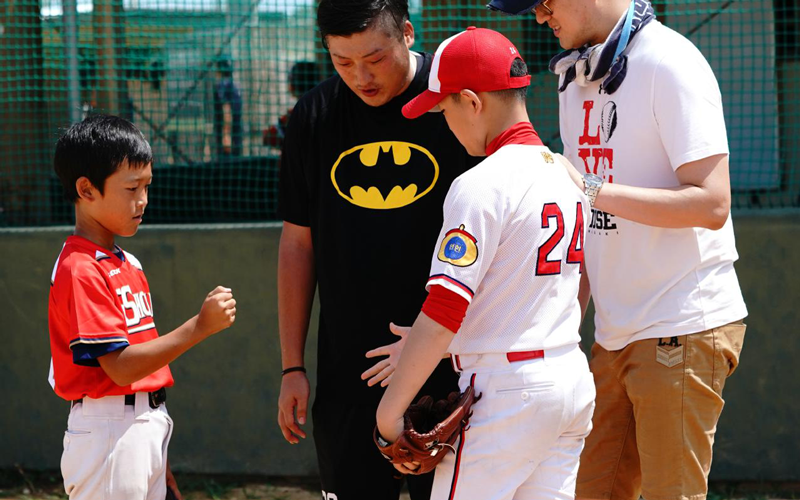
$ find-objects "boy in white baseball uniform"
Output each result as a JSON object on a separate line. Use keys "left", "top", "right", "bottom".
{"left": 376, "top": 27, "right": 596, "bottom": 500}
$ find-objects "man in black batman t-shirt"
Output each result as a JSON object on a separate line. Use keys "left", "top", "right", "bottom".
{"left": 275, "top": 0, "right": 475, "bottom": 498}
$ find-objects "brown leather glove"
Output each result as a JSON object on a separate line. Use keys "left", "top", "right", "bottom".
{"left": 374, "top": 385, "right": 481, "bottom": 475}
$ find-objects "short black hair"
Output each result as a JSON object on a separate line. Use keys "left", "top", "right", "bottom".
{"left": 289, "top": 61, "right": 320, "bottom": 95}
{"left": 491, "top": 57, "right": 529, "bottom": 103}
{"left": 451, "top": 57, "right": 529, "bottom": 104}
{"left": 217, "top": 58, "right": 234, "bottom": 79}
{"left": 317, "top": 0, "right": 409, "bottom": 49}
{"left": 54, "top": 114, "right": 153, "bottom": 203}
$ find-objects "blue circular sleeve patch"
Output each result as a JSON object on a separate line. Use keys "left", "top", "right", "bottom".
{"left": 437, "top": 225, "right": 478, "bottom": 267}
{"left": 443, "top": 236, "right": 467, "bottom": 260}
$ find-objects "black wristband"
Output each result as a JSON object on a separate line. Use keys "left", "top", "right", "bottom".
{"left": 281, "top": 366, "right": 307, "bottom": 376}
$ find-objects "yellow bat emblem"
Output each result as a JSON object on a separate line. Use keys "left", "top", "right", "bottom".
{"left": 330, "top": 141, "right": 440, "bottom": 210}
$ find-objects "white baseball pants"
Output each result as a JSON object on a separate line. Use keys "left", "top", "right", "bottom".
{"left": 61, "top": 392, "right": 173, "bottom": 500}
{"left": 432, "top": 343, "right": 596, "bottom": 500}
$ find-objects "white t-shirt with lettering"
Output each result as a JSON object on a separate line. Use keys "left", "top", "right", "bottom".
{"left": 559, "top": 21, "right": 747, "bottom": 350}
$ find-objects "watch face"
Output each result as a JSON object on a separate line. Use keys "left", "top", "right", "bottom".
{"left": 585, "top": 173, "right": 603, "bottom": 184}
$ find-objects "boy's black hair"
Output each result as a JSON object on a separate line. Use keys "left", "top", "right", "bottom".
{"left": 289, "top": 61, "right": 321, "bottom": 95}
{"left": 54, "top": 114, "right": 153, "bottom": 203}
{"left": 317, "top": 0, "right": 409, "bottom": 49}
{"left": 493, "top": 57, "right": 529, "bottom": 103}
{"left": 451, "top": 58, "right": 529, "bottom": 104}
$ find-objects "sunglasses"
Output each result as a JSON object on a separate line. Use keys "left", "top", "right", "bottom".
{"left": 534, "top": 0, "right": 553, "bottom": 15}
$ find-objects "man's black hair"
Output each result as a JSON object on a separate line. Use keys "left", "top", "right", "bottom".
{"left": 317, "top": 0, "right": 409, "bottom": 49}
{"left": 289, "top": 61, "right": 321, "bottom": 95}
{"left": 217, "top": 58, "right": 234, "bottom": 79}
{"left": 451, "top": 57, "right": 529, "bottom": 104}
{"left": 54, "top": 114, "right": 153, "bottom": 203}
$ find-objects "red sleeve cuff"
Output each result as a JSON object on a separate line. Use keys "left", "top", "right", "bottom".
{"left": 421, "top": 284, "right": 470, "bottom": 334}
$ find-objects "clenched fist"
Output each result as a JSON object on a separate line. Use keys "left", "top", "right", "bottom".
{"left": 195, "top": 286, "right": 236, "bottom": 338}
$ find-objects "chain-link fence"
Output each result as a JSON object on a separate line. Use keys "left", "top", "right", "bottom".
{"left": 0, "top": 0, "right": 797, "bottom": 226}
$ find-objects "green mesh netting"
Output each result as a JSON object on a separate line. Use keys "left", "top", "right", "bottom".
{"left": 0, "top": 0, "right": 797, "bottom": 226}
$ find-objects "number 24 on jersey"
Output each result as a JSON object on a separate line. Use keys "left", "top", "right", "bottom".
{"left": 536, "top": 201, "right": 584, "bottom": 276}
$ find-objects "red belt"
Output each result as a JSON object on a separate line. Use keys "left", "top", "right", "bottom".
{"left": 507, "top": 350, "right": 544, "bottom": 362}
{"left": 451, "top": 349, "right": 545, "bottom": 372}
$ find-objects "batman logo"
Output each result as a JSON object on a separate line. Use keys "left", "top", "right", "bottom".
{"left": 330, "top": 141, "right": 439, "bottom": 210}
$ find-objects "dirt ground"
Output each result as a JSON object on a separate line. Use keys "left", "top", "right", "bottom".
{"left": 0, "top": 473, "right": 413, "bottom": 500}
{"left": 0, "top": 483, "right": 320, "bottom": 500}
{"left": 1, "top": 484, "right": 317, "bottom": 500}
{"left": 0, "top": 471, "right": 795, "bottom": 500}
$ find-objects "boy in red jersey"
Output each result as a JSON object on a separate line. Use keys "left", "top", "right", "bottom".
{"left": 49, "top": 114, "right": 236, "bottom": 500}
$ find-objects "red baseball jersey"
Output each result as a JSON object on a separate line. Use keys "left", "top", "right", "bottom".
{"left": 48, "top": 235, "right": 174, "bottom": 401}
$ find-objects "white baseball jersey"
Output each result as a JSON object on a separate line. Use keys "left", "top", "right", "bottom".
{"left": 427, "top": 143, "right": 589, "bottom": 355}
{"left": 558, "top": 21, "right": 748, "bottom": 350}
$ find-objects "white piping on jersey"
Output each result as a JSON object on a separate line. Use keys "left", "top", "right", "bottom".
{"left": 69, "top": 336, "right": 129, "bottom": 347}
{"left": 48, "top": 358, "right": 55, "bottom": 391}
{"left": 51, "top": 243, "right": 66, "bottom": 285}
{"left": 128, "top": 322, "right": 156, "bottom": 334}
{"left": 123, "top": 251, "right": 144, "bottom": 271}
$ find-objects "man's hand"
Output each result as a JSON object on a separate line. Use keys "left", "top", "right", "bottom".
{"left": 555, "top": 153, "right": 584, "bottom": 189}
{"left": 165, "top": 461, "right": 183, "bottom": 500}
{"left": 195, "top": 286, "right": 236, "bottom": 338}
{"left": 263, "top": 125, "right": 280, "bottom": 147}
{"left": 362, "top": 323, "right": 409, "bottom": 387}
{"left": 222, "top": 103, "right": 233, "bottom": 153}
{"left": 277, "top": 371, "right": 309, "bottom": 444}
{"left": 556, "top": 152, "right": 731, "bottom": 230}
{"left": 277, "top": 223, "right": 315, "bottom": 445}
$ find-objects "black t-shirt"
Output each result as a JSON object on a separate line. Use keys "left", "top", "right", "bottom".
{"left": 279, "top": 52, "right": 476, "bottom": 404}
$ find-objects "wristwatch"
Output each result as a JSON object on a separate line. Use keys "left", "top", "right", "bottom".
{"left": 583, "top": 173, "right": 604, "bottom": 207}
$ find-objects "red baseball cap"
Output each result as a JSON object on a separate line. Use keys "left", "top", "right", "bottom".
{"left": 402, "top": 27, "right": 531, "bottom": 119}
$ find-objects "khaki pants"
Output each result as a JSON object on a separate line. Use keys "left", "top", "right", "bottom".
{"left": 576, "top": 321, "right": 746, "bottom": 500}
{"left": 61, "top": 392, "right": 173, "bottom": 500}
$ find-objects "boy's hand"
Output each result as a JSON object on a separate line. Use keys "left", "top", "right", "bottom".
{"left": 196, "top": 286, "right": 236, "bottom": 337}
{"left": 362, "top": 323, "right": 409, "bottom": 387}
{"left": 165, "top": 461, "right": 182, "bottom": 500}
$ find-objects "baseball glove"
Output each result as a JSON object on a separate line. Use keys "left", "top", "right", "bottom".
{"left": 374, "top": 385, "right": 481, "bottom": 475}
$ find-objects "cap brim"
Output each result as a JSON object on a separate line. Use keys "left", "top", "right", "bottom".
{"left": 402, "top": 90, "right": 448, "bottom": 119}
{"left": 486, "top": 0, "right": 542, "bottom": 15}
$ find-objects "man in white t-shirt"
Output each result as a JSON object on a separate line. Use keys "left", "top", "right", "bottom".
{"left": 485, "top": 0, "right": 747, "bottom": 499}
{"left": 375, "top": 27, "right": 596, "bottom": 500}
